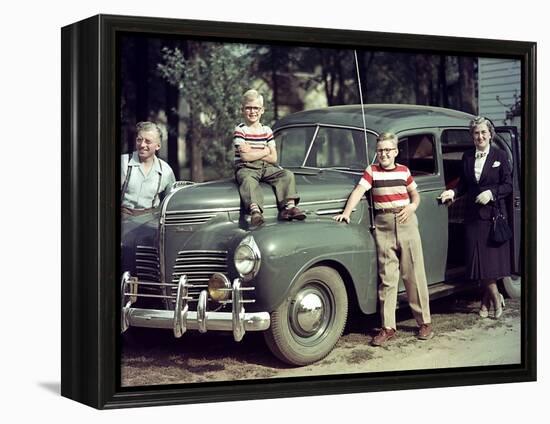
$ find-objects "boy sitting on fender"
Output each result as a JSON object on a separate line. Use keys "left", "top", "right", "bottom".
{"left": 233, "top": 89, "right": 306, "bottom": 226}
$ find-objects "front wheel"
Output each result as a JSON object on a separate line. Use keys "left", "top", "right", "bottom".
{"left": 264, "top": 266, "right": 348, "bottom": 366}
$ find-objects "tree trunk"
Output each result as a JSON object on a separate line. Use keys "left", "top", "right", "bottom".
{"left": 319, "top": 51, "right": 332, "bottom": 105}
{"left": 135, "top": 37, "right": 149, "bottom": 122}
{"left": 165, "top": 80, "right": 180, "bottom": 181}
{"left": 458, "top": 57, "right": 477, "bottom": 114}
{"left": 336, "top": 53, "right": 345, "bottom": 104}
{"left": 414, "top": 55, "right": 432, "bottom": 105}
{"left": 356, "top": 52, "right": 372, "bottom": 103}
{"left": 188, "top": 117, "right": 203, "bottom": 182}
{"left": 438, "top": 56, "right": 448, "bottom": 108}
{"left": 271, "top": 48, "right": 279, "bottom": 120}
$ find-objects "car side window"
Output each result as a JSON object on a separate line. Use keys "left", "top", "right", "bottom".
{"left": 276, "top": 127, "right": 317, "bottom": 167}
{"left": 306, "top": 127, "right": 374, "bottom": 170}
{"left": 397, "top": 134, "right": 436, "bottom": 176}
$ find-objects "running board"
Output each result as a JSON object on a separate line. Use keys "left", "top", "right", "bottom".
{"left": 397, "top": 281, "right": 469, "bottom": 308}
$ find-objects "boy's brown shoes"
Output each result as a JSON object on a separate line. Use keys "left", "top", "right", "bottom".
{"left": 417, "top": 323, "right": 433, "bottom": 340}
{"left": 372, "top": 328, "right": 396, "bottom": 346}
{"left": 250, "top": 210, "right": 264, "bottom": 226}
{"left": 279, "top": 207, "right": 306, "bottom": 221}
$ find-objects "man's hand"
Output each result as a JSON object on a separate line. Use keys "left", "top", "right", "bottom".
{"left": 475, "top": 190, "right": 493, "bottom": 205}
{"left": 439, "top": 189, "right": 455, "bottom": 204}
{"left": 333, "top": 214, "right": 350, "bottom": 224}
{"left": 397, "top": 204, "right": 416, "bottom": 224}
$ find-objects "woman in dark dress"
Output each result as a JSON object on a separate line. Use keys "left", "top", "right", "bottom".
{"left": 440, "top": 117, "right": 513, "bottom": 319}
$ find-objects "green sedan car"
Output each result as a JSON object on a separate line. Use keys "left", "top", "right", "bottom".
{"left": 120, "top": 104, "right": 521, "bottom": 365}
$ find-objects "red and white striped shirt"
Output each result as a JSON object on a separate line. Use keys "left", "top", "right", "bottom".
{"left": 233, "top": 123, "right": 275, "bottom": 164}
{"left": 358, "top": 164, "right": 417, "bottom": 209}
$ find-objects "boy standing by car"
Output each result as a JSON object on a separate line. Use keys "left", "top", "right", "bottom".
{"left": 333, "top": 132, "right": 433, "bottom": 345}
{"left": 233, "top": 89, "right": 305, "bottom": 226}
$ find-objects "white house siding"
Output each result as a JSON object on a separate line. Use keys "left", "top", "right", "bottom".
{"left": 478, "top": 58, "right": 521, "bottom": 126}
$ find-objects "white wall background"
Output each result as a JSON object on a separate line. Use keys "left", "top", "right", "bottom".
{"left": 478, "top": 58, "right": 522, "bottom": 126}
{"left": 1, "top": 1, "right": 545, "bottom": 422}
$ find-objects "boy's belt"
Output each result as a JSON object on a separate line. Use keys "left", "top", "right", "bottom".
{"left": 375, "top": 207, "right": 405, "bottom": 215}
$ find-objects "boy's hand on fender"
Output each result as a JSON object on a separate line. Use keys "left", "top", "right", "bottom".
{"left": 333, "top": 214, "right": 350, "bottom": 224}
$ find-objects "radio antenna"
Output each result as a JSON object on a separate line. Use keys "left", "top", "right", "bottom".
{"left": 354, "top": 50, "right": 375, "bottom": 231}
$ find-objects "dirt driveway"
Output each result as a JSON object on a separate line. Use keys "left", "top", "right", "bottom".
{"left": 121, "top": 292, "right": 521, "bottom": 387}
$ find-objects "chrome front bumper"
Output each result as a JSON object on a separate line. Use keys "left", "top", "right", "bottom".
{"left": 120, "top": 272, "right": 270, "bottom": 341}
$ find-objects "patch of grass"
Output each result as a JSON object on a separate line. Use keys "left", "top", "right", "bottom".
{"left": 318, "top": 357, "right": 337, "bottom": 366}
{"left": 185, "top": 362, "right": 225, "bottom": 373}
{"left": 433, "top": 313, "right": 480, "bottom": 333}
{"left": 345, "top": 349, "right": 375, "bottom": 364}
{"left": 251, "top": 369, "right": 278, "bottom": 379}
{"left": 222, "top": 365, "right": 274, "bottom": 381}
{"left": 339, "top": 333, "right": 369, "bottom": 345}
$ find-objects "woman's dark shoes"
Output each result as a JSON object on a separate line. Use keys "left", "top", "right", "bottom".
{"left": 279, "top": 206, "right": 306, "bottom": 221}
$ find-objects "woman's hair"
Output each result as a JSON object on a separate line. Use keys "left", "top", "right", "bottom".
{"left": 136, "top": 121, "right": 163, "bottom": 144}
{"left": 376, "top": 132, "right": 398, "bottom": 148}
{"left": 242, "top": 89, "right": 264, "bottom": 107}
{"left": 469, "top": 116, "right": 496, "bottom": 139}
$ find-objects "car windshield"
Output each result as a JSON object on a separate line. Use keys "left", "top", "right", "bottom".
{"left": 275, "top": 126, "right": 377, "bottom": 171}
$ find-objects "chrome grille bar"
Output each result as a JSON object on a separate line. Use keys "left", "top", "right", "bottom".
{"left": 169, "top": 250, "right": 229, "bottom": 304}
{"left": 164, "top": 211, "right": 219, "bottom": 226}
{"left": 134, "top": 246, "right": 161, "bottom": 295}
{"left": 135, "top": 245, "right": 160, "bottom": 283}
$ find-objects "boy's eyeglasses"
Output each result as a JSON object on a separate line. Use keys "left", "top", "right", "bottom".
{"left": 376, "top": 148, "right": 396, "bottom": 155}
{"left": 244, "top": 106, "right": 262, "bottom": 112}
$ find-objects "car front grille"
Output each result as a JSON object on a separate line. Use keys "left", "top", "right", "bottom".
{"left": 164, "top": 211, "right": 219, "bottom": 226}
{"left": 135, "top": 245, "right": 160, "bottom": 285}
{"left": 168, "top": 250, "right": 229, "bottom": 303}
{"left": 132, "top": 247, "right": 231, "bottom": 308}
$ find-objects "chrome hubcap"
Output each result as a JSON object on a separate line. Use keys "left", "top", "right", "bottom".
{"left": 296, "top": 292, "right": 324, "bottom": 333}
{"left": 290, "top": 285, "right": 331, "bottom": 340}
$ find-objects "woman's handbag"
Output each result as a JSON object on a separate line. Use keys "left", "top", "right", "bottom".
{"left": 490, "top": 199, "right": 512, "bottom": 244}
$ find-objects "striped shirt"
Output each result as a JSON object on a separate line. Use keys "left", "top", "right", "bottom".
{"left": 358, "top": 164, "right": 417, "bottom": 209}
{"left": 233, "top": 123, "right": 275, "bottom": 164}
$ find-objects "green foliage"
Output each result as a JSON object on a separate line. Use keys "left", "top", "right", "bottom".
{"left": 158, "top": 42, "right": 254, "bottom": 178}
{"left": 155, "top": 40, "right": 476, "bottom": 180}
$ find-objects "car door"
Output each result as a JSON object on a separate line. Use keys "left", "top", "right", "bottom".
{"left": 495, "top": 126, "right": 521, "bottom": 274}
{"left": 395, "top": 130, "right": 448, "bottom": 286}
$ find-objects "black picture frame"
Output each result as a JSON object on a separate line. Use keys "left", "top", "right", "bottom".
{"left": 61, "top": 14, "right": 537, "bottom": 409}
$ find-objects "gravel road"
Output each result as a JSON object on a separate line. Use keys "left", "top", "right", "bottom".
{"left": 121, "top": 291, "right": 521, "bottom": 387}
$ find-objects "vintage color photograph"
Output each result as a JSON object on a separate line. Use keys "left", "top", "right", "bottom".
{"left": 118, "top": 32, "right": 522, "bottom": 386}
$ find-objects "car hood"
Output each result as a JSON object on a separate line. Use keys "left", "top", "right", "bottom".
{"left": 165, "top": 169, "right": 361, "bottom": 212}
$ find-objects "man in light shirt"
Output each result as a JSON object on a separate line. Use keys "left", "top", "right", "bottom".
{"left": 121, "top": 121, "right": 176, "bottom": 216}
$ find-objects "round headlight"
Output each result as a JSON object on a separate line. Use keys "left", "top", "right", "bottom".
{"left": 234, "top": 244, "right": 256, "bottom": 276}
{"left": 208, "top": 273, "right": 231, "bottom": 302}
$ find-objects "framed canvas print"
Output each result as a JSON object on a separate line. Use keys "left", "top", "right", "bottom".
{"left": 61, "top": 14, "right": 536, "bottom": 409}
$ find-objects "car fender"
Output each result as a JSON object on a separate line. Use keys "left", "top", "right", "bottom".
{"left": 247, "top": 219, "right": 378, "bottom": 314}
